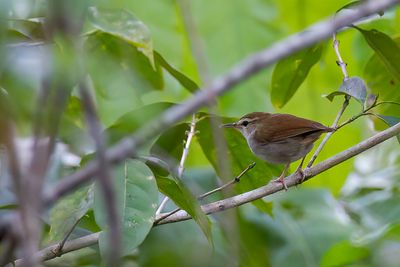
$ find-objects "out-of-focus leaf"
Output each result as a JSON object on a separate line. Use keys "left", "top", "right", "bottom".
{"left": 155, "top": 175, "right": 212, "bottom": 243}
{"left": 154, "top": 51, "right": 199, "bottom": 93}
{"left": 47, "top": 185, "right": 93, "bottom": 244}
{"left": 320, "top": 240, "right": 370, "bottom": 267}
{"left": 197, "top": 115, "right": 282, "bottom": 213}
{"left": 271, "top": 44, "right": 323, "bottom": 108}
{"left": 94, "top": 160, "right": 158, "bottom": 257}
{"left": 88, "top": 7, "right": 154, "bottom": 66}
{"left": 268, "top": 189, "right": 356, "bottom": 266}
{"left": 6, "top": 19, "right": 45, "bottom": 42}
{"left": 324, "top": 76, "right": 367, "bottom": 105}
{"left": 105, "top": 102, "right": 174, "bottom": 144}
{"left": 356, "top": 27, "right": 400, "bottom": 81}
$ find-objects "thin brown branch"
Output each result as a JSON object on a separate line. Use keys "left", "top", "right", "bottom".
{"left": 42, "top": 0, "right": 400, "bottom": 208}
{"left": 79, "top": 80, "right": 121, "bottom": 266}
{"left": 21, "top": 122, "right": 400, "bottom": 264}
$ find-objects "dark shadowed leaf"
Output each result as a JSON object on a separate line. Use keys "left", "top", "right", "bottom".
{"left": 271, "top": 44, "right": 323, "bottom": 108}
{"left": 150, "top": 123, "right": 188, "bottom": 161}
{"left": 356, "top": 27, "right": 400, "bottom": 81}
{"left": 324, "top": 76, "right": 367, "bottom": 105}
{"left": 94, "top": 160, "right": 158, "bottom": 257}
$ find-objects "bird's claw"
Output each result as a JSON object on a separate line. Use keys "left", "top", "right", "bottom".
{"left": 273, "top": 176, "right": 288, "bottom": 191}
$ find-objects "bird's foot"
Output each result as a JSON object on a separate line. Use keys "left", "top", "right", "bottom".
{"left": 295, "top": 167, "right": 306, "bottom": 184}
{"left": 273, "top": 175, "right": 288, "bottom": 191}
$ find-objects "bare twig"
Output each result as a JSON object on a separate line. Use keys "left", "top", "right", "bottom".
{"left": 51, "top": 218, "right": 81, "bottom": 257}
{"left": 20, "top": 122, "right": 400, "bottom": 264}
{"left": 43, "top": 0, "right": 400, "bottom": 209}
{"left": 307, "top": 30, "right": 352, "bottom": 168}
{"left": 79, "top": 80, "right": 121, "bottom": 266}
{"left": 156, "top": 114, "right": 197, "bottom": 215}
{"left": 154, "top": 162, "right": 256, "bottom": 224}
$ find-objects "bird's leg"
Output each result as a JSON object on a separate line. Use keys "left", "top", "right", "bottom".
{"left": 295, "top": 156, "right": 306, "bottom": 184}
{"left": 273, "top": 163, "right": 290, "bottom": 191}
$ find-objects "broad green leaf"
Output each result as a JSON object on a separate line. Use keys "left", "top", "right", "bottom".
{"left": 88, "top": 7, "right": 154, "bottom": 66}
{"left": 154, "top": 51, "right": 199, "bottom": 93}
{"left": 271, "top": 44, "right": 323, "bottom": 108}
{"left": 324, "top": 76, "right": 367, "bottom": 105}
{"left": 197, "top": 115, "right": 282, "bottom": 213}
{"left": 155, "top": 175, "right": 212, "bottom": 242}
{"left": 6, "top": 19, "right": 45, "bottom": 41}
{"left": 94, "top": 160, "right": 158, "bottom": 257}
{"left": 105, "top": 102, "right": 174, "bottom": 144}
{"left": 320, "top": 241, "right": 369, "bottom": 267}
{"left": 47, "top": 185, "right": 93, "bottom": 244}
{"left": 356, "top": 27, "right": 400, "bottom": 81}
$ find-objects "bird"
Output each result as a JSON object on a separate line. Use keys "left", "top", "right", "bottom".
{"left": 222, "top": 112, "right": 334, "bottom": 190}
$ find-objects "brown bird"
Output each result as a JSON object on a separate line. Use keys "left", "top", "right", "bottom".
{"left": 222, "top": 112, "right": 334, "bottom": 190}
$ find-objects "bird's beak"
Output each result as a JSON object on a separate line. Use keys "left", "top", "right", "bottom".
{"left": 220, "top": 122, "right": 237, "bottom": 128}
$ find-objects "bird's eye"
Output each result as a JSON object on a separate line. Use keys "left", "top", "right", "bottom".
{"left": 241, "top": 120, "right": 249, "bottom": 127}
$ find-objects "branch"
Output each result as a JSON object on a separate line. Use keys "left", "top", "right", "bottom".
{"left": 20, "top": 122, "right": 400, "bottom": 264}
{"left": 43, "top": 0, "right": 400, "bottom": 207}
{"left": 156, "top": 114, "right": 197, "bottom": 215}
{"left": 79, "top": 80, "right": 121, "bottom": 265}
{"left": 307, "top": 31, "right": 351, "bottom": 168}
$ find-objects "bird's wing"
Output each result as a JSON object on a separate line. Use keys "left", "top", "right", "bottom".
{"left": 255, "top": 114, "right": 331, "bottom": 143}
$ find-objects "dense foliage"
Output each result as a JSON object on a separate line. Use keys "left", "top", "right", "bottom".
{"left": 1, "top": 1, "right": 400, "bottom": 266}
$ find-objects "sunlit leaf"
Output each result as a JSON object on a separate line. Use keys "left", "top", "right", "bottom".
{"left": 271, "top": 44, "right": 323, "bottom": 108}
{"left": 356, "top": 27, "right": 400, "bottom": 81}
{"left": 324, "top": 76, "right": 367, "bottom": 105}
{"left": 320, "top": 240, "right": 370, "bottom": 267}
{"left": 47, "top": 185, "right": 93, "bottom": 244}
{"left": 94, "top": 160, "right": 158, "bottom": 257}
{"left": 88, "top": 7, "right": 154, "bottom": 66}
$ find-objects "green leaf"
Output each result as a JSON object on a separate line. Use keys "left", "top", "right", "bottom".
{"left": 47, "top": 185, "right": 93, "bottom": 244}
{"left": 320, "top": 241, "right": 369, "bottom": 267}
{"left": 197, "top": 115, "right": 282, "bottom": 213}
{"left": 364, "top": 37, "right": 400, "bottom": 121}
{"left": 105, "top": 102, "right": 174, "bottom": 144}
{"left": 154, "top": 51, "right": 199, "bottom": 93}
{"left": 271, "top": 44, "right": 323, "bottom": 108}
{"left": 88, "top": 7, "right": 154, "bottom": 66}
{"left": 155, "top": 175, "right": 212, "bottom": 242}
{"left": 85, "top": 31, "right": 163, "bottom": 92}
{"left": 324, "top": 76, "right": 367, "bottom": 105}
{"left": 94, "top": 160, "right": 158, "bottom": 257}
{"left": 356, "top": 27, "right": 400, "bottom": 81}
{"left": 150, "top": 123, "right": 187, "bottom": 161}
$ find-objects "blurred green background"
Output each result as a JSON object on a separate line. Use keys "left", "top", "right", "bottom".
{"left": 2, "top": 0, "right": 400, "bottom": 266}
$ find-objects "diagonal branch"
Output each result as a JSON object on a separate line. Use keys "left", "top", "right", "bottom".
{"left": 43, "top": 0, "right": 400, "bottom": 207}
{"left": 15, "top": 122, "right": 400, "bottom": 265}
